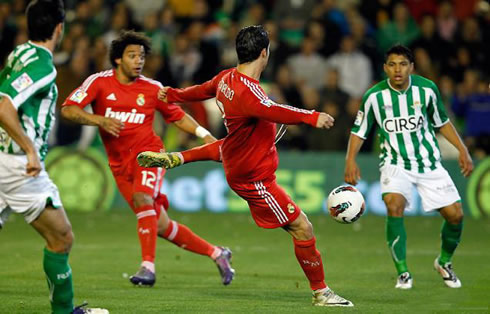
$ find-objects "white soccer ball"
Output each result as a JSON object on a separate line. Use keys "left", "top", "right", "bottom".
{"left": 327, "top": 185, "right": 365, "bottom": 224}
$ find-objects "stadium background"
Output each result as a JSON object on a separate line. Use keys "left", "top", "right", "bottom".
{"left": 1, "top": 0, "right": 490, "bottom": 312}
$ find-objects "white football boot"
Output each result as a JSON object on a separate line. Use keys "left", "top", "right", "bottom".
{"left": 434, "top": 257, "right": 462, "bottom": 288}
{"left": 395, "top": 272, "right": 413, "bottom": 289}
{"left": 312, "top": 288, "right": 354, "bottom": 307}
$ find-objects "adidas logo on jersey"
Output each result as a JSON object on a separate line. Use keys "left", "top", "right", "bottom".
{"left": 105, "top": 107, "right": 145, "bottom": 124}
{"left": 106, "top": 93, "right": 117, "bottom": 100}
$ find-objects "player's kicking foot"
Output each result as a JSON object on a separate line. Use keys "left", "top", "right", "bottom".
{"left": 137, "top": 151, "right": 182, "bottom": 169}
{"left": 72, "top": 302, "right": 109, "bottom": 314}
{"left": 129, "top": 266, "right": 156, "bottom": 287}
{"left": 312, "top": 288, "right": 354, "bottom": 307}
{"left": 215, "top": 247, "right": 235, "bottom": 285}
{"left": 395, "top": 272, "right": 413, "bottom": 289}
{"left": 434, "top": 257, "right": 461, "bottom": 288}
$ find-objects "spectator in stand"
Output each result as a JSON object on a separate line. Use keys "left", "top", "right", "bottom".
{"left": 359, "top": 0, "right": 396, "bottom": 28}
{"left": 413, "top": 47, "right": 437, "bottom": 82}
{"left": 287, "top": 37, "right": 327, "bottom": 90}
{"left": 411, "top": 14, "right": 450, "bottom": 67}
{"left": 377, "top": 2, "right": 420, "bottom": 54}
{"left": 186, "top": 21, "right": 220, "bottom": 83}
{"left": 169, "top": 32, "right": 201, "bottom": 85}
{"left": 452, "top": 70, "right": 490, "bottom": 157}
{"left": 326, "top": 35, "right": 372, "bottom": 98}
{"left": 349, "top": 15, "right": 380, "bottom": 78}
{"left": 437, "top": 1, "right": 458, "bottom": 42}
{"left": 273, "top": 0, "right": 316, "bottom": 47}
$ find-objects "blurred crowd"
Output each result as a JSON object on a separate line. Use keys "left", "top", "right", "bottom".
{"left": 0, "top": 0, "right": 489, "bottom": 158}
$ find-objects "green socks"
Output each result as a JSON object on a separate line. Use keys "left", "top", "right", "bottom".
{"left": 43, "top": 248, "right": 74, "bottom": 314}
{"left": 439, "top": 220, "right": 463, "bottom": 265}
{"left": 386, "top": 216, "right": 408, "bottom": 274}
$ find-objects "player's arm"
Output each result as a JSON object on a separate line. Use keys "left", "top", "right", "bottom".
{"left": 344, "top": 134, "right": 364, "bottom": 185}
{"left": 439, "top": 122, "right": 473, "bottom": 177}
{"left": 344, "top": 93, "right": 375, "bottom": 185}
{"left": 0, "top": 96, "right": 40, "bottom": 176}
{"left": 427, "top": 82, "right": 473, "bottom": 177}
{"left": 173, "top": 113, "right": 217, "bottom": 144}
{"left": 61, "top": 105, "right": 124, "bottom": 137}
{"left": 159, "top": 69, "right": 231, "bottom": 103}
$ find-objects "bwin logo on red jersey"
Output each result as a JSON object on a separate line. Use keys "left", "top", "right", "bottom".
{"left": 105, "top": 107, "right": 145, "bottom": 124}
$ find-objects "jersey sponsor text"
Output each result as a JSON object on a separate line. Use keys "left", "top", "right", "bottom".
{"left": 105, "top": 107, "right": 145, "bottom": 124}
{"left": 383, "top": 115, "right": 424, "bottom": 133}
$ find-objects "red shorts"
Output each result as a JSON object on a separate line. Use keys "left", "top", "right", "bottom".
{"left": 229, "top": 177, "right": 300, "bottom": 229}
{"left": 112, "top": 159, "right": 166, "bottom": 209}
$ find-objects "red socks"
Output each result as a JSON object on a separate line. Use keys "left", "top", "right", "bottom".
{"left": 134, "top": 204, "right": 158, "bottom": 263}
{"left": 182, "top": 139, "right": 223, "bottom": 163}
{"left": 160, "top": 220, "right": 216, "bottom": 257}
{"left": 293, "top": 237, "right": 326, "bottom": 290}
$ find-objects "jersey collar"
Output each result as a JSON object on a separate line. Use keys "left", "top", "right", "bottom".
{"left": 236, "top": 68, "right": 260, "bottom": 84}
{"left": 387, "top": 75, "right": 412, "bottom": 95}
{"left": 28, "top": 41, "right": 53, "bottom": 58}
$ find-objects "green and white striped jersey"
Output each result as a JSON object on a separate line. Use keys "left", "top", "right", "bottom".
{"left": 0, "top": 41, "right": 58, "bottom": 160}
{"left": 351, "top": 75, "right": 449, "bottom": 173}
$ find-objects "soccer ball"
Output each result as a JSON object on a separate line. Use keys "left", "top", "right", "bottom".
{"left": 327, "top": 185, "right": 365, "bottom": 224}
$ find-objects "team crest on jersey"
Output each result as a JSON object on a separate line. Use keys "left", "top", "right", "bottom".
{"left": 11, "top": 72, "right": 33, "bottom": 93}
{"left": 354, "top": 110, "right": 364, "bottom": 126}
{"left": 412, "top": 101, "right": 422, "bottom": 109}
{"left": 136, "top": 94, "right": 145, "bottom": 106}
{"left": 287, "top": 203, "right": 295, "bottom": 214}
{"left": 69, "top": 89, "right": 88, "bottom": 103}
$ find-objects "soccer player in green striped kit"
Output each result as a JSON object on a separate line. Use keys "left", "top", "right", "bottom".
{"left": 344, "top": 45, "right": 473, "bottom": 289}
{"left": 0, "top": 1, "right": 106, "bottom": 313}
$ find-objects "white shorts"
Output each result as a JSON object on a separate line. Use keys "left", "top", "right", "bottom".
{"left": 0, "top": 152, "right": 62, "bottom": 224}
{"left": 380, "top": 164, "right": 460, "bottom": 212}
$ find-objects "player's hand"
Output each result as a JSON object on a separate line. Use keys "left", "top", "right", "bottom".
{"left": 344, "top": 159, "right": 361, "bottom": 185}
{"left": 98, "top": 116, "right": 124, "bottom": 137}
{"left": 158, "top": 87, "right": 169, "bottom": 102}
{"left": 203, "top": 134, "right": 217, "bottom": 144}
{"left": 316, "top": 112, "right": 334, "bottom": 129}
{"left": 458, "top": 148, "right": 473, "bottom": 177}
{"left": 26, "top": 150, "right": 41, "bottom": 177}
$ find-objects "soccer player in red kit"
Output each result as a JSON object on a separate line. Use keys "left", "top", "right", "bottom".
{"left": 61, "top": 31, "right": 234, "bottom": 287}
{"left": 138, "top": 26, "right": 353, "bottom": 306}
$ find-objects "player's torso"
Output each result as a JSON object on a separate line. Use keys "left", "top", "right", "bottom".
{"left": 215, "top": 69, "right": 278, "bottom": 181}
{"left": 370, "top": 79, "right": 441, "bottom": 172}
{"left": 0, "top": 42, "right": 57, "bottom": 160}
{"left": 90, "top": 73, "right": 163, "bottom": 165}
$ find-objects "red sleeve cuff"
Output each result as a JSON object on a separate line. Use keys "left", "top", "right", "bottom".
{"left": 306, "top": 111, "right": 320, "bottom": 127}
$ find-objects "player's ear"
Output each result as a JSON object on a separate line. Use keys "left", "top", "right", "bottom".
{"left": 409, "top": 62, "right": 414, "bottom": 73}
{"left": 115, "top": 58, "right": 122, "bottom": 66}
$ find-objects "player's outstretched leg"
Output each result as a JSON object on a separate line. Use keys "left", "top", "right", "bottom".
{"left": 137, "top": 139, "right": 224, "bottom": 168}
{"left": 286, "top": 212, "right": 353, "bottom": 307}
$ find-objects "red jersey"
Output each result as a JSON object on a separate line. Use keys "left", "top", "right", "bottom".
{"left": 167, "top": 68, "right": 319, "bottom": 183}
{"left": 62, "top": 69, "right": 185, "bottom": 167}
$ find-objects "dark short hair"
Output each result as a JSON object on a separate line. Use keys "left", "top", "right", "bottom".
{"left": 26, "top": 0, "right": 65, "bottom": 42}
{"left": 236, "top": 25, "right": 269, "bottom": 64}
{"left": 109, "top": 30, "right": 151, "bottom": 67}
{"left": 385, "top": 44, "right": 414, "bottom": 63}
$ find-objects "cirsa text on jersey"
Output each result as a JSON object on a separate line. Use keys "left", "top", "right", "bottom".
{"left": 218, "top": 79, "right": 234, "bottom": 100}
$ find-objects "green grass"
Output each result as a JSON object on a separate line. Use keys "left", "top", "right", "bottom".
{"left": 1, "top": 211, "right": 489, "bottom": 313}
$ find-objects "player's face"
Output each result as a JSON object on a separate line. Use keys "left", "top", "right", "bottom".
{"left": 119, "top": 45, "right": 145, "bottom": 79}
{"left": 384, "top": 54, "right": 414, "bottom": 90}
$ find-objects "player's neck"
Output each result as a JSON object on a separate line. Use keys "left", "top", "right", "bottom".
{"left": 29, "top": 39, "right": 56, "bottom": 53}
{"left": 237, "top": 63, "right": 262, "bottom": 81}
{"left": 115, "top": 67, "right": 137, "bottom": 85}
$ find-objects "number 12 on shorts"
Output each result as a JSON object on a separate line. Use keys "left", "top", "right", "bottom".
{"left": 141, "top": 170, "right": 156, "bottom": 189}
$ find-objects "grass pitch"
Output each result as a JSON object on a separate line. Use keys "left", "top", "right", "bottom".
{"left": 1, "top": 210, "right": 489, "bottom": 313}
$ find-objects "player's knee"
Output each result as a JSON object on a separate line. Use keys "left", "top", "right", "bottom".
{"left": 448, "top": 203, "right": 464, "bottom": 224}
{"left": 384, "top": 198, "right": 405, "bottom": 216}
{"left": 132, "top": 192, "right": 153, "bottom": 208}
{"left": 295, "top": 213, "right": 314, "bottom": 240}
{"left": 157, "top": 213, "right": 170, "bottom": 235}
{"left": 50, "top": 227, "right": 74, "bottom": 253}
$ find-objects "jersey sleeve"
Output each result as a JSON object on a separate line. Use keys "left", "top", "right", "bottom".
{"left": 0, "top": 60, "right": 56, "bottom": 109}
{"left": 427, "top": 82, "right": 449, "bottom": 127}
{"left": 241, "top": 83, "right": 319, "bottom": 126}
{"left": 351, "top": 92, "right": 376, "bottom": 139}
{"left": 167, "top": 69, "right": 231, "bottom": 103}
{"left": 62, "top": 73, "right": 101, "bottom": 108}
{"left": 156, "top": 101, "right": 186, "bottom": 123}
